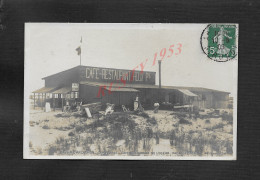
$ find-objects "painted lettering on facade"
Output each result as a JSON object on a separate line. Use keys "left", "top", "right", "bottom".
{"left": 84, "top": 67, "right": 155, "bottom": 84}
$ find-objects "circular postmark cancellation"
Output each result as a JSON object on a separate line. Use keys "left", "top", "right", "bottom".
{"left": 200, "top": 24, "right": 238, "bottom": 62}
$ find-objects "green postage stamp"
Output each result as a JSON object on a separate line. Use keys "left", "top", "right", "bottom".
{"left": 201, "top": 24, "right": 238, "bottom": 62}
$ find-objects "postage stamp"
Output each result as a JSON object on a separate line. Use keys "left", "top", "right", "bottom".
{"left": 201, "top": 24, "right": 238, "bottom": 62}
{"left": 24, "top": 23, "right": 238, "bottom": 160}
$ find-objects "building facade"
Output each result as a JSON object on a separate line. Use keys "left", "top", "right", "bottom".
{"left": 32, "top": 65, "right": 230, "bottom": 110}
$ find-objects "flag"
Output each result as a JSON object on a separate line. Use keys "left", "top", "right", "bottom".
{"left": 80, "top": 37, "right": 82, "bottom": 43}
{"left": 76, "top": 46, "right": 81, "bottom": 55}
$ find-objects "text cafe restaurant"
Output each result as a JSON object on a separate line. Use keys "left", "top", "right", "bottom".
{"left": 32, "top": 65, "right": 230, "bottom": 110}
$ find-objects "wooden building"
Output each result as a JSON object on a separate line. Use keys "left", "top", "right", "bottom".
{"left": 32, "top": 65, "right": 230, "bottom": 110}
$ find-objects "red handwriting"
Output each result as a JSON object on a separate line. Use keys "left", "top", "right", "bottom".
{"left": 96, "top": 43, "right": 182, "bottom": 98}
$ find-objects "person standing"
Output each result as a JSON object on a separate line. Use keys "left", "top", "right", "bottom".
{"left": 153, "top": 102, "right": 160, "bottom": 113}
{"left": 134, "top": 95, "right": 139, "bottom": 111}
{"left": 170, "top": 130, "right": 176, "bottom": 146}
{"left": 155, "top": 133, "right": 160, "bottom": 144}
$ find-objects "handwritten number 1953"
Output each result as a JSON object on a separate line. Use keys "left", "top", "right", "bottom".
{"left": 152, "top": 43, "right": 182, "bottom": 66}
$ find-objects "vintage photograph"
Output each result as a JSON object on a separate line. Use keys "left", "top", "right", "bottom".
{"left": 24, "top": 23, "right": 238, "bottom": 160}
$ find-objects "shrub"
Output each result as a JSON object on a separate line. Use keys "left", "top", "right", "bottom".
{"left": 147, "top": 117, "right": 157, "bottom": 125}
{"left": 227, "top": 120, "right": 233, "bottom": 125}
{"left": 48, "top": 145, "right": 57, "bottom": 155}
{"left": 136, "top": 111, "right": 150, "bottom": 119}
{"left": 55, "top": 137, "right": 65, "bottom": 144}
{"left": 93, "top": 120, "right": 105, "bottom": 128}
{"left": 212, "top": 123, "right": 224, "bottom": 130}
{"left": 68, "top": 131, "right": 75, "bottom": 136}
{"left": 55, "top": 114, "right": 63, "bottom": 118}
{"left": 42, "top": 125, "right": 49, "bottom": 129}
{"left": 175, "top": 112, "right": 187, "bottom": 119}
{"left": 179, "top": 118, "right": 192, "bottom": 125}
{"left": 221, "top": 113, "right": 233, "bottom": 121}
{"left": 225, "top": 140, "right": 233, "bottom": 154}
{"left": 75, "top": 125, "right": 85, "bottom": 133}
{"left": 72, "top": 113, "right": 82, "bottom": 118}
{"left": 84, "top": 120, "right": 105, "bottom": 131}
{"left": 205, "top": 119, "right": 211, "bottom": 124}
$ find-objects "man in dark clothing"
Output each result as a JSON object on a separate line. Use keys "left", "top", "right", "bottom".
{"left": 155, "top": 133, "right": 160, "bottom": 144}
{"left": 170, "top": 130, "right": 176, "bottom": 146}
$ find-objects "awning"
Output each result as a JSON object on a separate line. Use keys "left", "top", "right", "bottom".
{"left": 80, "top": 81, "right": 138, "bottom": 92}
{"left": 80, "top": 81, "right": 158, "bottom": 89}
{"left": 32, "top": 87, "right": 58, "bottom": 93}
{"left": 178, "top": 89, "right": 198, "bottom": 97}
{"left": 107, "top": 87, "right": 139, "bottom": 92}
{"left": 52, "top": 87, "right": 72, "bottom": 94}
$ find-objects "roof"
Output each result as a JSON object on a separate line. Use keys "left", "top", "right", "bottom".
{"left": 32, "top": 87, "right": 58, "bottom": 93}
{"left": 52, "top": 87, "right": 72, "bottom": 94}
{"left": 42, "top": 65, "right": 156, "bottom": 80}
{"left": 161, "top": 86, "right": 230, "bottom": 94}
{"left": 177, "top": 89, "right": 198, "bottom": 97}
{"left": 42, "top": 66, "right": 80, "bottom": 79}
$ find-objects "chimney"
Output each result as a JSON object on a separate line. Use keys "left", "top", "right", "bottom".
{"left": 158, "top": 60, "right": 162, "bottom": 89}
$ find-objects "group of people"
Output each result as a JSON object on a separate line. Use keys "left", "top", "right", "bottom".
{"left": 63, "top": 100, "right": 82, "bottom": 112}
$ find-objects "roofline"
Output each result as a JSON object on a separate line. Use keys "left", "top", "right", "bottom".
{"left": 42, "top": 65, "right": 156, "bottom": 80}
{"left": 42, "top": 65, "right": 81, "bottom": 80}
{"left": 161, "top": 85, "right": 230, "bottom": 94}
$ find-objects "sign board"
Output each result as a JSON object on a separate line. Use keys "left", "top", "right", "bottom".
{"left": 72, "top": 83, "right": 79, "bottom": 91}
{"left": 80, "top": 66, "right": 156, "bottom": 85}
{"left": 85, "top": 108, "right": 92, "bottom": 118}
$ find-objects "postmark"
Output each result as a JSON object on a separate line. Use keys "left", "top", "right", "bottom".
{"left": 201, "top": 24, "right": 238, "bottom": 62}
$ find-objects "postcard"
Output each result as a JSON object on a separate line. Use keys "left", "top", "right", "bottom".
{"left": 24, "top": 23, "right": 238, "bottom": 160}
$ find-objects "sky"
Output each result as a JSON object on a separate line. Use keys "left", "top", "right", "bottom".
{"left": 25, "top": 23, "right": 238, "bottom": 96}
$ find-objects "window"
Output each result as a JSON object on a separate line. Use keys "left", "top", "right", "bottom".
{"left": 75, "top": 92, "right": 79, "bottom": 98}
{"left": 71, "top": 92, "right": 74, "bottom": 98}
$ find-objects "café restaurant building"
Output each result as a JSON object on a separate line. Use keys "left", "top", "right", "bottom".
{"left": 32, "top": 65, "right": 230, "bottom": 110}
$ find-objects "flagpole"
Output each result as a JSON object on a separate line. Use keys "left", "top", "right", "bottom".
{"left": 80, "top": 36, "right": 82, "bottom": 66}
{"left": 80, "top": 46, "right": 81, "bottom": 66}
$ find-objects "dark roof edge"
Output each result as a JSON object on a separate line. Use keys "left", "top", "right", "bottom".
{"left": 42, "top": 65, "right": 156, "bottom": 80}
{"left": 42, "top": 65, "right": 81, "bottom": 80}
